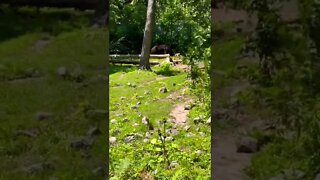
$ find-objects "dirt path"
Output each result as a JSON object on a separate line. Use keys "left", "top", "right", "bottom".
{"left": 213, "top": 80, "right": 254, "bottom": 180}
{"left": 169, "top": 98, "right": 193, "bottom": 126}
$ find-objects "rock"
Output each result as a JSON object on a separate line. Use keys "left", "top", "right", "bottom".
{"left": 87, "top": 127, "right": 101, "bottom": 137}
{"left": 165, "top": 136, "right": 174, "bottom": 141}
{"left": 92, "top": 166, "right": 104, "bottom": 176}
{"left": 184, "top": 125, "right": 191, "bottom": 131}
{"left": 15, "top": 130, "right": 37, "bottom": 138}
{"left": 57, "top": 66, "right": 68, "bottom": 79}
{"left": 133, "top": 133, "right": 143, "bottom": 138}
{"left": 70, "top": 137, "right": 93, "bottom": 150}
{"left": 143, "top": 139, "right": 149, "bottom": 143}
{"left": 314, "top": 173, "right": 320, "bottom": 180}
{"left": 159, "top": 87, "right": 168, "bottom": 93}
{"left": 109, "top": 137, "right": 117, "bottom": 144}
{"left": 86, "top": 109, "right": 107, "bottom": 120}
{"left": 196, "top": 150, "right": 203, "bottom": 155}
{"left": 236, "top": 136, "right": 258, "bottom": 153}
{"left": 22, "top": 161, "right": 54, "bottom": 174}
{"left": 141, "top": 116, "right": 154, "bottom": 130}
{"left": 111, "top": 119, "right": 117, "bottom": 124}
{"left": 193, "top": 117, "right": 201, "bottom": 124}
{"left": 124, "top": 136, "right": 135, "bottom": 143}
{"left": 131, "top": 105, "right": 139, "bottom": 110}
{"left": 144, "top": 91, "right": 151, "bottom": 95}
{"left": 142, "top": 116, "right": 149, "bottom": 125}
{"left": 123, "top": 118, "right": 129, "bottom": 123}
{"left": 133, "top": 123, "right": 139, "bottom": 127}
{"left": 36, "top": 112, "right": 54, "bottom": 121}
{"left": 169, "top": 161, "right": 178, "bottom": 169}
{"left": 137, "top": 101, "right": 142, "bottom": 105}
{"left": 184, "top": 105, "right": 192, "bottom": 110}
{"left": 186, "top": 133, "right": 195, "bottom": 137}
{"left": 206, "top": 117, "right": 211, "bottom": 124}
{"left": 112, "top": 128, "right": 121, "bottom": 135}
{"left": 145, "top": 132, "right": 152, "bottom": 139}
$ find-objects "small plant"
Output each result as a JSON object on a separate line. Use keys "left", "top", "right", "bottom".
{"left": 155, "top": 62, "right": 178, "bottom": 76}
{"left": 158, "top": 118, "right": 169, "bottom": 168}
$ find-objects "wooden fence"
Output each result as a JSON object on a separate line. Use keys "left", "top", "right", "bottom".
{"left": 109, "top": 54, "right": 172, "bottom": 65}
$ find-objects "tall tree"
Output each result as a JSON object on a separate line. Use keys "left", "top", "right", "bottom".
{"left": 140, "top": 0, "right": 156, "bottom": 70}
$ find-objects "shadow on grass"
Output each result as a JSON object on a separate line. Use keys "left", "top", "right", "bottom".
{"left": 0, "top": 6, "right": 93, "bottom": 42}
{"left": 109, "top": 64, "right": 137, "bottom": 75}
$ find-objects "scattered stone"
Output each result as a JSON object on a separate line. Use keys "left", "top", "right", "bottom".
{"left": 144, "top": 91, "right": 152, "bottom": 95}
{"left": 143, "top": 139, "right": 149, "bottom": 143}
{"left": 184, "top": 105, "right": 192, "bottom": 110}
{"left": 15, "top": 130, "right": 37, "bottom": 138}
{"left": 57, "top": 66, "right": 68, "bottom": 79}
{"left": 70, "top": 137, "right": 93, "bottom": 150}
{"left": 184, "top": 125, "right": 191, "bottom": 131}
{"left": 112, "top": 128, "right": 121, "bottom": 135}
{"left": 133, "top": 123, "right": 139, "bottom": 127}
{"left": 145, "top": 132, "right": 152, "bottom": 139}
{"left": 236, "top": 136, "right": 258, "bottom": 153}
{"left": 131, "top": 105, "right": 139, "bottom": 110}
{"left": 137, "top": 101, "right": 142, "bottom": 105}
{"left": 159, "top": 87, "right": 168, "bottom": 93}
{"left": 22, "top": 161, "right": 54, "bottom": 174}
{"left": 206, "top": 117, "right": 211, "bottom": 124}
{"left": 169, "top": 161, "right": 178, "bottom": 169}
{"left": 87, "top": 127, "right": 101, "bottom": 137}
{"left": 193, "top": 117, "right": 201, "bottom": 124}
{"left": 124, "top": 136, "right": 135, "bottom": 143}
{"left": 133, "top": 133, "right": 143, "bottom": 138}
{"left": 36, "top": 112, "right": 54, "bottom": 121}
{"left": 186, "top": 133, "right": 195, "bottom": 137}
{"left": 127, "top": 82, "right": 132, "bottom": 86}
{"left": 138, "top": 96, "right": 144, "bottom": 99}
{"left": 314, "top": 173, "right": 320, "bottom": 180}
{"left": 109, "top": 137, "right": 117, "bottom": 144}
{"left": 141, "top": 116, "right": 154, "bottom": 130}
{"left": 199, "top": 132, "right": 205, "bottom": 137}
{"left": 196, "top": 150, "right": 203, "bottom": 155}
{"left": 165, "top": 136, "right": 174, "bottom": 141}
{"left": 111, "top": 119, "right": 117, "bottom": 124}
{"left": 196, "top": 127, "right": 200, "bottom": 131}
{"left": 120, "top": 97, "right": 126, "bottom": 100}
{"left": 92, "top": 166, "right": 104, "bottom": 176}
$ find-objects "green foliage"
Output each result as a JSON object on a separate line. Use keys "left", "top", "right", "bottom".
{"left": 154, "top": 62, "right": 180, "bottom": 76}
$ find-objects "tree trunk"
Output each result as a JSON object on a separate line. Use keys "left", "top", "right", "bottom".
{"left": 140, "top": 0, "right": 156, "bottom": 70}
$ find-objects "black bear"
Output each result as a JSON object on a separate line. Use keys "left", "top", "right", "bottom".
{"left": 150, "top": 44, "right": 174, "bottom": 56}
